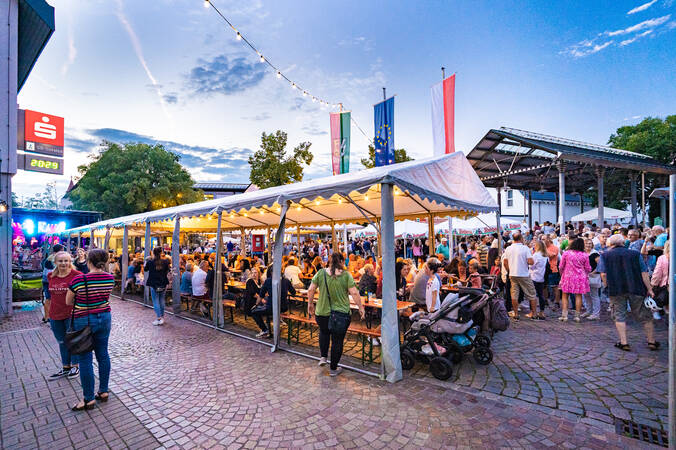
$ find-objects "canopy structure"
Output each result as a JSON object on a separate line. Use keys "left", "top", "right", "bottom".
{"left": 570, "top": 207, "right": 632, "bottom": 223}
{"left": 466, "top": 127, "right": 676, "bottom": 230}
{"left": 435, "top": 213, "right": 521, "bottom": 235}
{"left": 355, "top": 220, "right": 428, "bottom": 239}
{"left": 56, "top": 152, "right": 497, "bottom": 383}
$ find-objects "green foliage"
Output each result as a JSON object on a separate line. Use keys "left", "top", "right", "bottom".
{"left": 360, "top": 144, "right": 413, "bottom": 169}
{"left": 248, "top": 131, "right": 313, "bottom": 188}
{"left": 21, "top": 183, "right": 58, "bottom": 209}
{"left": 68, "top": 141, "right": 203, "bottom": 219}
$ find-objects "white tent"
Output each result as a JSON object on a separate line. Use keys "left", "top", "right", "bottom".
{"left": 435, "top": 213, "right": 521, "bottom": 235}
{"left": 355, "top": 219, "right": 428, "bottom": 239}
{"left": 571, "top": 207, "right": 631, "bottom": 222}
{"left": 57, "top": 152, "right": 497, "bottom": 383}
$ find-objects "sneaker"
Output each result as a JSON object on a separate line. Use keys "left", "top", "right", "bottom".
{"left": 152, "top": 319, "right": 161, "bottom": 326}
{"left": 371, "top": 337, "right": 381, "bottom": 347}
{"left": 48, "top": 368, "right": 69, "bottom": 380}
{"left": 558, "top": 316, "right": 568, "bottom": 322}
{"left": 508, "top": 311, "right": 517, "bottom": 318}
{"left": 158, "top": 318, "right": 165, "bottom": 325}
{"left": 573, "top": 314, "right": 581, "bottom": 323}
{"left": 587, "top": 315, "right": 600, "bottom": 320}
{"left": 256, "top": 330, "right": 269, "bottom": 338}
{"left": 580, "top": 311, "right": 591, "bottom": 319}
{"left": 67, "top": 366, "right": 80, "bottom": 379}
{"left": 329, "top": 367, "right": 343, "bottom": 377}
{"left": 318, "top": 357, "right": 328, "bottom": 366}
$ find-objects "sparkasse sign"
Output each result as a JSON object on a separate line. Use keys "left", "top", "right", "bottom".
{"left": 18, "top": 109, "right": 64, "bottom": 157}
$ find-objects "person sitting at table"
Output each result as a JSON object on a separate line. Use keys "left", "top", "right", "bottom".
{"left": 408, "top": 265, "right": 430, "bottom": 312}
{"left": 180, "top": 262, "right": 193, "bottom": 296}
{"left": 468, "top": 260, "right": 483, "bottom": 288}
{"left": 191, "top": 260, "right": 209, "bottom": 313}
{"left": 243, "top": 266, "right": 262, "bottom": 316}
{"left": 284, "top": 257, "right": 304, "bottom": 289}
{"left": 449, "top": 259, "right": 469, "bottom": 285}
{"left": 357, "top": 264, "right": 377, "bottom": 295}
{"left": 253, "top": 264, "right": 296, "bottom": 338}
{"left": 239, "top": 259, "right": 251, "bottom": 283}
{"left": 396, "top": 261, "right": 411, "bottom": 300}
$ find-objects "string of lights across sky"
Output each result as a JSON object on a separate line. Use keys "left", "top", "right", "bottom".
{"left": 203, "top": 0, "right": 373, "bottom": 144}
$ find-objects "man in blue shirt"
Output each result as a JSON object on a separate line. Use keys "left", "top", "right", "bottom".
{"left": 597, "top": 234, "right": 656, "bottom": 352}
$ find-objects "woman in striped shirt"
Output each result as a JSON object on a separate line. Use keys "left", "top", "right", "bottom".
{"left": 66, "top": 249, "right": 114, "bottom": 411}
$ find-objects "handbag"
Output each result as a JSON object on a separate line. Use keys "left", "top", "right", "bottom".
{"left": 653, "top": 285, "right": 668, "bottom": 307}
{"left": 64, "top": 275, "right": 95, "bottom": 355}
{"left": 324, "top": 270, "right": 351, "bottom": 334}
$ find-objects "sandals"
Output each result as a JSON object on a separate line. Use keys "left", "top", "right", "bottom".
{"left": 95, "top": 392, "right": 109, "bottom": 402}
{"left": 647, "top": 342, "right": 660, "bottom": 351}
{"left": 614, "top": 342, "right": 631, "bottom": 351}
{"left": 71, "top": 400, "right": 96, "bottom": 411}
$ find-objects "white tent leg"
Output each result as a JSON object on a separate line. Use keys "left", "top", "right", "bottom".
{"left": 272, "top": 201, "right": 290, "bottom": 351}
{"left": 120, "top": 226, "right": 129, "bottom": 301}
{"left": 213, "top": 213, "right": 224, "bottom": 327}
{"left": 144, "top": 221, "right": 151, "bottom": 305}
{"left": 172, "top": 218, "right": 181, "bottom": 314}
{"left": 597, "top": 168, "right": 605, "bottom": 228}
{"left": 558, "top": 161, "right": 565, "bottom": 232}
{"left": 380, "top": 182, "right": 402, "bottom": 382}
{"left": 668, "top": 174, "right": 675, "bottom": 449}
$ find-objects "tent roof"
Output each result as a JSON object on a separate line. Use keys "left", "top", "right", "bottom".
{"left": 61, "top": 152, "right": 497, "bottom": 235}
{"left": 467, "top": 127, "right": 676, "bottom": 192}
{"left": 570, "top": 207, "right": 632, "bottom": 222}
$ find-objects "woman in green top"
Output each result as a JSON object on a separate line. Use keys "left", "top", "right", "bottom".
{"left": 307, "top": 252, "right": 365, "bottom": 376}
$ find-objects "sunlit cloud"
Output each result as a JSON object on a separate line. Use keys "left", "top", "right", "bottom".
{"left": 605, "top": 14, "right": 670, "bottom": 35}
{"left": 627, "top": 0, "right": 658, "bottom": 15}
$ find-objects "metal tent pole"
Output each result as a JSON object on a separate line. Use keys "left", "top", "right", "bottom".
{"left": 496, "top": 187, "right": 503, "bottom": 255}
{"left": 144, "top": 221, "right": 151, "bottom": 305}
{"left": 380, "top": 183, "right": 402, "bottom": 382}
{"left": 447, "top": 216, "right": 453, "bottom": 258}
{"left": 77, "top": 232, "right": 81, "bottom": 250}
{"left": 557, "top": 161, "right": 566, "bottom": 233}
{"left": 343, "top": 224, "right": 348, "bottom": 256}
{"left": 240, "top": 227, "right": 246, "bottom": 256}
{"left": 597, "top": 168, "right": 605, "bottom": 229}
{"left": 630, "top": 174, "right": 638, "bottom": 227}
{"left": 120, "top": 226, "right": 129, "bottom": 301}
{"left": 271, "top": 201, "right": 290, "bottom": 351}
{"left": 331, "top": 221, "right": 337, "bottom": 255}
{"left": 668, "top": 174, "right": 675, "bottom": 449}
{"left": 213, "top": 213, "right": 224, "bottom": 327}
{"left": 641, "top": 172, "right": 646, "bottom": 228}
{"left": 172, "top": 218, "right": 181, "bottom": 314}
{"left": 90, "top": 229, "right": 95, "bottom": 250}
{"left": 527, "top": 190, "right": 533, "bottom": 230}
{"left": 103, "top": 227, "right": 111, "bottom": 253}
{"left": 428, "top": 213, "right": 435, "bottom": 257}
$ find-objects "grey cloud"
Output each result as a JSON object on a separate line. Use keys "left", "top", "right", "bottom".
{"left": 241, "top": 112, "right": 271, "bottom": 121}
{"left": 163, "top": 93, "right": 178, "bottom": 104}
{"left": 301, "top": 124, "right": 328, "bottom": 136}
{"left": 187, "top": 55, "right": 267, "bottom": 96}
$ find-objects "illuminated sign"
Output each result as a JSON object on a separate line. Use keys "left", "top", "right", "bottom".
{"left": 12, "top": 219, "right": 67, "bottom": 237}
{"left": 18, "top": 109, "right": 64, "bottom": 157}
{"left": 17, "top": 153, "right": 64, "bottom": 175}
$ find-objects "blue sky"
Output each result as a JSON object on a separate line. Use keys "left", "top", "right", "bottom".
{"left": 16, "top": 0, "right": 676, "bottom": 199}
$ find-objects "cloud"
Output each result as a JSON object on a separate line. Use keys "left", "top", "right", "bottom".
{"left": 337, "top": 36, "right": 374, "bottom": 52}
{"left": 605, "top": 14, "right": 671, "bottom": 35}
{"left": 187, "top": 55, "right": 267, "bottom": 96}
{"left": 241, "top": 112, "right": 271, "bottom": 121}
{"left": 163, "top": 93, "right": 178, "bottom": 104}
{"left": 114, "top": 0, "right": 170, "bottom": 118}
{"left": 627, "top": 0, "right": 658, "bottom": 14}
{"left": 61, "top": 11, "right": 77, "bottom": 76}
{"left": 562, "top": 39, "right": 613, "bottom": 57}
{"left": 619, "top": 29, "right": 654, "bottom": 46}
{"left": 301, "top": 123, "right": 328, "bottom": 136}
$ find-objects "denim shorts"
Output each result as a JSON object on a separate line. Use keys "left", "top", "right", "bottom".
{"left": 547, "top": 272, "right": 560, "bottom": 286}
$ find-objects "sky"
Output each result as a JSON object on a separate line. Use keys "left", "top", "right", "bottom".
{"left": 15, "top": 0, "right": 676, "bottom": 201}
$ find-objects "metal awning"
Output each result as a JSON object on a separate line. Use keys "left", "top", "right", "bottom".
{"left": 18, "top": 0, "right": 55, "bottom": 91}
{"left": 466, "top": 127, "right": 675, "bottom": 192}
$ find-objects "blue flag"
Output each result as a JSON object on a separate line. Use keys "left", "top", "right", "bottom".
{"left": 374, "top": 97, "right": 394, "bottom": 167}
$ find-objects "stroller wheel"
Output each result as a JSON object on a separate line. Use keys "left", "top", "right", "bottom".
{"left": 475, "top": 334, "right": 491, "bottom": 348}
{"left": 429, "top": 357, "right": 453, "bottom": 381}
{"left": 473, "top": 347, "right": 493, "bottom": 365}
{"left": 400, "top": 349, "right": 415, "bottom": 371}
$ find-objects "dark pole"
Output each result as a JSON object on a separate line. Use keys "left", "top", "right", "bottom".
{"left": 441, "top": 66, "right": 446, "bottom": 79}
{"left": 382, "top": 87, "right": 386, "bottom": 100}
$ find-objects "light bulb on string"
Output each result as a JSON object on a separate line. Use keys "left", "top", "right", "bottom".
{"left": 203, "top": 0, "right": 210, "bottom": 8}
{"left": 276, "top": 71, "right": 281, "bottom": 79}
{"left": 236, "top": 31, "right": 242, "bottom": 40}
{"left": 291, "top": 83, "right": 297, "bottom": 89}
{"left": 259, "top": 54, "right": 265, "bottom": 63}
{"left": 302, "top": 91, "right": 307, "bottom": 97}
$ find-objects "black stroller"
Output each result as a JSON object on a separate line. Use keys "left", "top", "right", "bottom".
{"left": 400, "top": 287, "right": 494, "bottom": 381}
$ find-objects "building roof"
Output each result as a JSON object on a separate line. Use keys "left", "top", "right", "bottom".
{"left": 193, "top": 182, "right": 250, "bottom": 191}
{"left": 467, "top": 127, "right": 675, "bottom": 192}
{"left": 18, "top": 0, "right": 55, "bottom": 91}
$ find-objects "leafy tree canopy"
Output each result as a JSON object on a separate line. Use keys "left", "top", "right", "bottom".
{"left": 360, "top": 144, "right": 413, "bottom": 169}
{"left": 248, "top": 131, "right": 313, "bottom": 188}
{"left": 68, "top": 141, "right": 203, "bottom": 218}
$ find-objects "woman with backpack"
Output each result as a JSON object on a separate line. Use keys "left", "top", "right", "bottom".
{"left": 307, "top": 252, "right": 365, "bottom": 376}
{"left": 144, "top": 247, "right": 171, "bottom": 326}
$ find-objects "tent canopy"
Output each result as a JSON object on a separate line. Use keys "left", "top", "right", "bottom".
{"left": 435, "top": 214, "right": 521, "bottom": 235}
{"left": 355, "top": 219, "right": 428, "bottom": 239}
{"left": 570, "top": 207, "right": 631, "bottom": 222}
{"left": 61, "top": 153, "right": 498, "bottom": 236}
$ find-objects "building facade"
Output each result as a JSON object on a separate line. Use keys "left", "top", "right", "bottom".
{"left": 496, "top": 189, "right": 592, "bottom": 225}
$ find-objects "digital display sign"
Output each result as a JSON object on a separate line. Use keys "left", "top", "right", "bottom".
{"left": 17, "top": 153, "right": 64, "bottom": 175}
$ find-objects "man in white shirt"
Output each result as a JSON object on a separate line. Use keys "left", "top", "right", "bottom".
{"left": 190, "top": 260, "right": 209, "bottom": 313}
{"left": 502, "top": 233, "right": 537, "bottom": 321}
{"left": 283, "top": 257, "right": 304, "bottom": 288}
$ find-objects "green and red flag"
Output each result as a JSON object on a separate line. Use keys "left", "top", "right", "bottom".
{"left": 330, "top": 111, "right": 351, "bottom": 175}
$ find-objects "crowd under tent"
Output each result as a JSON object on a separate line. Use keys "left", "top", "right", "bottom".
{"left": 55, "top": 152, "right": 497, "bottom": 382}
{"left": 466, "top": 127, "right": 676, "bottom": 230}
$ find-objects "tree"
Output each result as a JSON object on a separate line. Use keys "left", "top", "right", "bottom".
{"left": 360, "top": 144, "right": 413, "bottom": 169}
{"left": 68, "top": 141, "right": 203, "bottom": 218}
{"left": 596, "top": 116, "right": 676, "bottom": 218}
{"left": 21, "top": 183, "right": 58, "bottom": 209}
{"left": 248, "top": 131, "right": 313, "bottom": 188}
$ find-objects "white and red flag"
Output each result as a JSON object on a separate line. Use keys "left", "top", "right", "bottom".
{"left": 431, "top": 74, "right": 455, "bottom": 155}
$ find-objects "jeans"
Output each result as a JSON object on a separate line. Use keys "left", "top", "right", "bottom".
{"left": 533, "top": 281, "right": 546, "bottom": 312}
{"left": 72, "top": 312, "right": 111, "bottom": 402}
{"left": 252, "top": 307, "right": 271, "bottom": 333}
{"left": 583, "top": 286, "right": 601, "bottom": 317}
{"left": 49, "top": 319, "right": 76, "bottom": 367}
{"left": 150, "top": 287, "right": 166, "bottom": 318}
{"left": 316, "top": 315, "right": 350, "bottom": 370}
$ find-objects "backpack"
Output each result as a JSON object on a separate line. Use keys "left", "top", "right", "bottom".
{"left": 489, "top": 296, "right": 510, "bottom": 332}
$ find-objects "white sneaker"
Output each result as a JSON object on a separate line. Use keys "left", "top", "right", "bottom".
{"left": 580, "top": 311, "right": 591, "bottom": 318}
{"left": 318, "top": 357, "right": 328, "bottom": 366}
{"left": 369, "top": 337, "right": 381, "bottom": 347}
{"left": 152, "top": 319, "right": 161, "bottom": 326}
{"left": 158, "top": 318, "right": 165, "bottom": 325}
{"left": 329, "top": 367, "right": 343, "bottom": 377}
{"left": 256, "top": 330, "right": 269, "bottom": 338}
{"left": 587, "top": 315, "right": 600, "bottom": 320}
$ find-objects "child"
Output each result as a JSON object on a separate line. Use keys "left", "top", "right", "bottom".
{"left": 468, "top": 261, "right": 482, "bottom": 289}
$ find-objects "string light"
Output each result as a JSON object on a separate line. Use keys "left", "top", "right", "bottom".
{"left": 276, "top": 71, "right": 281, "bottom": 79}
{"left": 236, "top": 31, "right": 242, "bottom": 40}
{"left": 203, "top": 0, "right": 210, "bottom": 8}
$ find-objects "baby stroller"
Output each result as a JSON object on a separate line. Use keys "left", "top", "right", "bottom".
{"left": 400, "top": 288, "right": 493, "bottom": 381}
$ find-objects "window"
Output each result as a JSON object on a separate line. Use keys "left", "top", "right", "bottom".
{"left": 506, "top": 189, "right": 513, "bottom": 207}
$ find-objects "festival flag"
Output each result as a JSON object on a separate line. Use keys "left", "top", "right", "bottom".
{"left": 431, "top": 74, "right": 455, "bottom": 155}
{"left": 374, "top": 97, "right": 395, "bottom": 166}
{"left": 330, "top": 111, "right": 351, "bottom": 175}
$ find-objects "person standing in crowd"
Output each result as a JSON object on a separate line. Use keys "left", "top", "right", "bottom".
{"left": 73, "top": 248, "right": 89, "bottom": 274}
{"left": 412, "top": 239, "right": 422, "bottom": 266}
{"left": 47, "top": 251, "right": 81, "bottom": 380}
{"left": 436, "top": 237, "right": 450, "bottom": 261}
{"left": 477, "top": 235, "right": 491, "bottom": 271}
{"left": 627, "top": 228, "right": 644, "bottom": 253}
{"left": 66, "top": 249, "right": 114, "bottom": 411}
{"left": 502, "top": 233, "right": 537, "bottom": 320}
{"left": 544, "top": 235, "right": 561, "bottom": 309}
{"left": 41, "top": 244, "right": 65, "bottom": 323}
{"left": 558, "top": 238, "right": 591, "bottom": 322}
{"left": 144, "top": 247, "right": 171, "bottom": 326}
{"left": 424, "top": 258, "right": 443, "bottom": 313}
{"left": 307, "top": 253, "right": 365, "bottom": 376}
{"left": 408, "top": 262, "right": 430, "bottom": 311}
{"left": 651, "top": 240, "right": 670, "bottom": 315}
{"left": 529, "top": 241, "right": 548, "bottom": 320}
{"left": 583, "top": 238, "right": 602, "bottom": 320}
{"left": 597, "top": 234, "right": 657, "bottom": 351}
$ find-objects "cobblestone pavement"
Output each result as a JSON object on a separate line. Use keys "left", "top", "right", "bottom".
{"left": 0, "top": 298, "right": 661, "bottom": 449}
